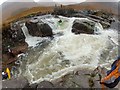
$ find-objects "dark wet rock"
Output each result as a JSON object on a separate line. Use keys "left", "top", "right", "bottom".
{"left": 29, "top": 83, "right": 38, "bottom": 90}
{"left": 91, "top": 10, "right": 114, "bottom": 28}
{"left": 11, "top": 43, "right": 28, "bottom": 55}
{"left": 52, "top": 68, "right": 110, "bottom": 88}
{"left": 38, "top": 23, "right": 53, "bottom": 37}
{"left": 37, "top": 81, "right": 54, "bottom": 89}
{"left": 72, "top": 19, "right": 95, "bottom": 34}
{"left": 25, "top": 20, "right": 39, "bottom": 36}
{"left": 2, "top": 23, "right": 26, "bottom": 55}
{"left": 2, "top": 43, "right": 28, "bottom": 70}
{"left": 92, "top": 10, "right": 112, "bottom": 20}
{"left": 2, "top": 76, "right": 29, "bottom": 90}
{"left": 100, "top": 22, "right": 110, "bottom": 29}
{"left": 25, "top": 20, "right": 53, "bottom": 37}
{"left": 11, "top": 23, "right": 25, "bottom": 42}
{"left": 2, "top": 24, "right": 28, "bottom": 70}
{"left": 110, "top": 21, "right": 120, "bottom": 30}
{"left": 53, "top": 7, "right": 76, "bottom": 16}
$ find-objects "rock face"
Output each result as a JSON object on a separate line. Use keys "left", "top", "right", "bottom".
{"left": 25, "top": 20, "right": 53, "bottom": 37}
{"left": 53, "top": 7, "right": 75, "bottom": 16}
{"left": 110, "top": 21, "right": 120, "bottom": 31}
{"left": 2, "top": 24, "right": 28, "bottom": 70}
{"left": 2, "top": 77, "right": 29, "bottom": 90}
{"left": 37, "top": 81, "right": 54, "bottom": 89}
{"left": 11, "top": 23, "right": 26, "bottom": 42}
{"left": 2, "top": 24, "right": 26, "bottom": 54}
{"left": 52, "top": 68, "right": 108, "bottom": 88}
{"left": 72, "top": 19, "right": 95, "bottom": 34}
{"left": 2, "top": 67, "right": 119, "bottom": 89}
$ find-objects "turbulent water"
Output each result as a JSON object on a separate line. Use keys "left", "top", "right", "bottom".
{"left": 16, "top": 15, "right": 118, "bottom": 84}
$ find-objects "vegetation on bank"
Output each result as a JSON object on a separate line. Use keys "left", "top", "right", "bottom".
{"left": 1, "top": 3, "right": 117, "bottom": 31}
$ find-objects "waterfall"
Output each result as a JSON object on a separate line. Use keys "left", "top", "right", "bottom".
{"left": 94, "top": 23, "right": 103, "bottom": 34}
{"left": 21, "top": 23, "right": 31, "bottom": 38}
{"left": 21, "top": 23, "right": 49, "bottom": 47}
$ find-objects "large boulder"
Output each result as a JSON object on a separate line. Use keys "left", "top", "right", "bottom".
{"left": 25, "top": 19, "right": 53, "bottom": 37}
{"left": 2, "top": 76, "right": 29, "bottom": 90}
{"left": 72, "top": 19, "right": 95, "bottom": 34}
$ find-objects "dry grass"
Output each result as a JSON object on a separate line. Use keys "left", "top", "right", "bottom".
{"left": 2, "top": 6, "right": 54, "bottom": 29}
{"left": 1, "top": 2, "right": 117, "bottom": 30}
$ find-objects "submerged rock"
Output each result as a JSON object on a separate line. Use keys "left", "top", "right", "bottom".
{"left": 25, "top": 19, "right": 53, "bottom": 37}
{"left": 72, "top": 19, "right": 95, "bottom": 34}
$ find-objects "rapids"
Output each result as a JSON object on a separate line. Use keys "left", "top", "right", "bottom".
{"left": 16, "top": 15, "right": 118, "bottom": 84}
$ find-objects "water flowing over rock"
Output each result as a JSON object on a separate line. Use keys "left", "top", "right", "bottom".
{"left": 72, "top": 19, "right": 95, "bottom": 34}
{"left": 25, "top": 19, "right": 53, "bottom": 37}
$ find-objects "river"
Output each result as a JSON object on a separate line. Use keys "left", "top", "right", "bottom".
{"left": 13, "top": 15, "right": 118, "bottom": 84}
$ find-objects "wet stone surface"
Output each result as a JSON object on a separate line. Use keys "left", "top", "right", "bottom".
{"left": 37, "top": 81, "right": 54, "bottom": 89}
{"left": 72, "top": 19, "right": 95, "bottom": 34}
{"left": 2, "top": 76, "right": 29, "bottom": 90}
{"left": 2, "top": 68, "right": 120, "bottom": 89}
{"left": 25, "top": 20, "right": 53, "bottom": 37}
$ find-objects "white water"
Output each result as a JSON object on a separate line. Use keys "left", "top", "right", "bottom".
{"left": 21, "top": 16, "right": 118, "bottom": 84}
{"left": 21, "top": 23, "right": 50, "bottom": 47}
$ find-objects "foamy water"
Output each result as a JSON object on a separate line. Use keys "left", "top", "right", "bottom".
{"left": 19, "top": 16, "right": 118, "bottom": 84}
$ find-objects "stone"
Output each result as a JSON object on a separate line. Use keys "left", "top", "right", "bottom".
{"left": 2, "top": 22, "right": 28, "bottom": 70}
{"left": 2, "top": 23, "right": 26, "bottom": 55}
{"left": 29, "top": 83, "right": 38, "bottom": 90}
{"left": 72, "top": 19, "right": 95, "bottom": 34}
{"left": 53, "top": 7, "right": 75, "bottom": 16}
{"left": 11, "top": 23, "right": 26, "bottom": 43}
{"left": 52, "top": 68, "right": 105, "bottom": 88}
{"left": 25, "top": 19, "right": 53, "bottom": 37}
{"left": 38, "top": 23, "right": 53, "bottom": 37}
{"left": 110, "top": 21, "right": 120, "bottom": 31}
{"left": 37, "top": 81, "right": 54, "bottom": 89}
{"left": 2, "top": 76, "right": 29, "bottom": 90}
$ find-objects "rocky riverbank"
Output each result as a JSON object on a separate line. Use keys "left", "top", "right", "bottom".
{"left": 2, "top": 68, "right": 120, "bottom": 89}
